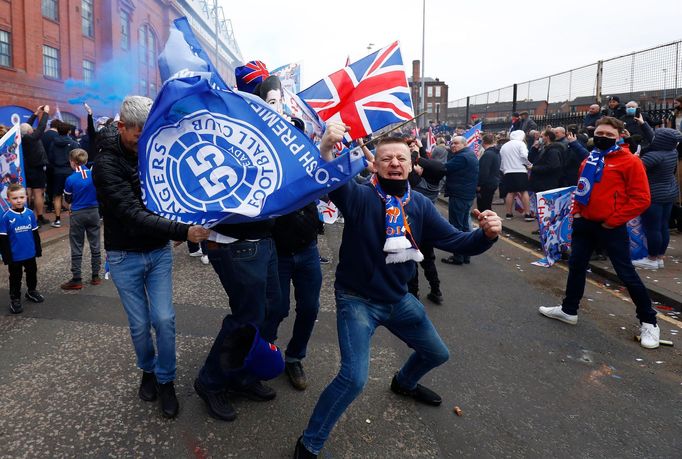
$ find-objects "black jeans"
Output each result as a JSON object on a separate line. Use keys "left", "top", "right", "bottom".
{"left": 561, "top": 218, "right": 656, "bottom": 324}
{"left": 477, "top": 186, "right": 496, "bottom": 212}
{"left": 408, "top": 244, "right": 440, "bottom": 295}
{"left": 198, "top": 238, "right": 281, "bottom": 391}
{"left": 8, "top": 258, "right": 38, "bottom": 299}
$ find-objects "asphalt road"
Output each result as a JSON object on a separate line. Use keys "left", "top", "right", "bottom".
{"left": 0, "top": 213, "right": 680, "bottom": 458}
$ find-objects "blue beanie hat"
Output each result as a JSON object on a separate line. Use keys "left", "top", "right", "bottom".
{"left": 218, "top": 323, "right": 284, "bottom": 381}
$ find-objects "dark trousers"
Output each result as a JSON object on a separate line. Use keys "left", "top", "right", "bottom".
{"left": 198, "top": 238, "right": 281, "bottom": 391}
{"left": 408, "top": 244, "right": 439, "bottom": 295}
{"left": 69, "top": 207, "right": 101, "bottom": 279}
{"left": 477, "top": 186, "right": 496, "bottom": 212}
{"left": 641, "top": 202, "right": 673, "bottom": 257}
{"left": 448, "top": 196, "right": 473, "bottom": 263}
{"left": 272, "top": 242, "right": 323, "bottom": 361}
{"left": 8, "top": 258, "right": 38, "bottom": 299}
{"left": 561, "top": 218, "right": 657, "bottom": 324}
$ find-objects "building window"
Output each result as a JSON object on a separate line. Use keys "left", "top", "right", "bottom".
{"left": 427, "top": 103, "right": 433, "bottom": 113}
{"left": 43, "top": 45, "right": 60, "bottom": 79}
{"left": 435, "top": 86, "right": 441, "bottom": 97}
{"left": 427, "top": 86, "right": 433, "bottom": 97}
{"left": 42, "top": 0, "right": 59, "bottom": 21}
{"left": 147, "top": 32, "right": 156, "bottom": 68}
{"left": 0, "top": 30, "right": 11, "bottom": 68}
{"left": 82, "top": 0, "right": 94, "bottom": 38}
{"left": 120, "top": 11, "right": 130, "bottom": 50}
{"left": 61, "top": 112, "right": 81, "bottom": 129}
{"left": 83, "top": 60, "right": 94, "bottom": 83}
{"left": 139, "top": 26, "right": 147, "bottom": 65}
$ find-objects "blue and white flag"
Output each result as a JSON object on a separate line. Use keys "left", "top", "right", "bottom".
{"left": 0, "top": 124, "right": 24, "bottom": 212}
{"left": 158, "top": 17, "right": 229, "bottom": 90}
{"left": 138, "top": 74, "right": 366, "bottom": 226}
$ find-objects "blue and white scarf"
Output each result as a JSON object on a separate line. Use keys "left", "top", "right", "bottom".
{"left": 574, "top": 145, "right": 620, "bottom": 205}
{"left": 370, "top": 175, "right": 424, "bottom": 264}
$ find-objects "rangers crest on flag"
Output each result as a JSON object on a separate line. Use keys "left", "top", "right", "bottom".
{"left": 299, "top": 41, "right": 414, "bottom": 141}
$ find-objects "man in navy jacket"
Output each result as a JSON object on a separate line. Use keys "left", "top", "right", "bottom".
{"left": 293, "top": 123, "right": 501, "bottom": 458}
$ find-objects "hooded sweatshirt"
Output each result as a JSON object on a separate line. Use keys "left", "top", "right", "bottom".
{"left": 640, "top": 128, "right": 681, "bottom": 203}
{"left": 48, "top": 134, "right": 80, "bottom": 175}
{"left": 499, "top": 130, "right": 530, "bottom": 174}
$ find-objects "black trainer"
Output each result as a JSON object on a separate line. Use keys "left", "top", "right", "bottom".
{"left": 285, "top": 361, "right": 308, "bottom": 391}
{"left": 157, "top": 381, "right": 179, "bottom": 418}
{"left": 194, "top": 378, "right": 236, "bottom": 421}
{"left": 390, "top": 374, "right": 442, "bottom": 406}
{"left": 139, "top": 371, "right": 158, "bottom": 402}
{"left": 427, "top": 289, "right": 443, "bottom": 305}
{"left": 228, "top": 380, "right": 276, "bottom": 401}
{"left": 9, "top": 298, "right": 23, "bottom": 314}
{"left": 25, "top": 290, "right": 45, "bottom": 303}
{"left": 293, "top": 436, "right": 317, "bottom": 458}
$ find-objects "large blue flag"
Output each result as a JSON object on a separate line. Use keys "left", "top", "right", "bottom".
{"left": 138, "top": 74, "right": 366, "bottom": 226}
{"left": 159, "top": 17, "right": 229, "bottom": 90}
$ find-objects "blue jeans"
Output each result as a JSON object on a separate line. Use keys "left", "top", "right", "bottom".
{"left": 272, "top": 242, "right": 322, "bottom": 361}
{"left": 561, "top": 218, "right": 656, "bottom": 324}
{"left": 302, "top": 291, "right": 449, "bottom": 454}
{"left": 108, "top": 245, "right": 176, "bottom": 383}
{"left": 641, "top": 202, "right": 673, "bottom": 257}
{"left": 198, "top": 238, "right": 281, "bottom": 391}
{"left": 447, "top": 196, "right": 473, "bottom": 261}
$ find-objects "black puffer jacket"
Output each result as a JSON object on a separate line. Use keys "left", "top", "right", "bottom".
{"left": 21, "top": 113, "right": 49, "bottom": 169}
{"left": 92, "top": 134, "right": 190, "bottom": 251}
{"left": 529, "top": 143, "right": 563, "bottom": 192}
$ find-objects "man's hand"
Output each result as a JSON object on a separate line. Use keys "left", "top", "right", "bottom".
{"left": 43, "top": 105, "right": 50, "bottom": 114}
{"left": 187, "top": 225, "right": 211, "bottom": 243}
{"left": 413, "top": 164, "right": 423, "bottom": 176}
{"left": 567, "top": 132, "right": 577, "bottom": 143}
{"left": 472, "top": 209, "right": 502, "bottom": 240}
{"left": 634, "top": 114, "right": 644, "bottom": 125}
{"left": 319, "top": 121, "right": 349, "bottom": 162}
{"left": 34, "top": 106, "right": 44, "bottom": 115}
{"left": 84, "top": 103, "right": 92, "bottom": 115}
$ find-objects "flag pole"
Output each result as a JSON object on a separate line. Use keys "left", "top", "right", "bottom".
{"left": 420, "top": 0, "right": 426, "bottom": 129}
{"left": 348, "top": 112, "right": 426, "bottom": 154}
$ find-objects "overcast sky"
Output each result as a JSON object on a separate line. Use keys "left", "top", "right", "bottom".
{"left": 221, "top": 0, "right": 682, "bottom": 100}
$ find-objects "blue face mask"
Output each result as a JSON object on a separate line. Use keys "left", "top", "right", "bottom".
{"left": 626, "top": 107, "right": 637, "bottom": 116}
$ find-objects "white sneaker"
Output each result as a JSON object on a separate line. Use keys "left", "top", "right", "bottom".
{"left": 657, "top": 259, "right": 664, "bottom": 269}
{"left": 200, "top": 255, "right": 209, "bottom": 265}
{"left": 640, "top": 322, "right": 660, "bottom": 349}
{"left": 632, "top": 258, "right": 659, "bottom": 270}
{"left": 539, "top": 306, "right": 578, "bottom": 325}
{"left": 189, "top": 250, "right": 203, "bottom": 257}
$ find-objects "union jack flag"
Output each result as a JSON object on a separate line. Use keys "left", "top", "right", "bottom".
{"left": 426, "top": 127, "right": 436, "bottom": 155}
{"left": 463, "top": 122, "right": 483, "bottom": 157}
{"left": 299, "top": 41, "right": 414, "bottom": 141}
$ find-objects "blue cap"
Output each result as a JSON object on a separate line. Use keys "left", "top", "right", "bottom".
{"left": 235, "top": 60, "right": 269, "bottom": 94}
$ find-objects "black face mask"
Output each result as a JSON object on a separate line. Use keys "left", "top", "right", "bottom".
{"left": 593, "top": 135, "right": 617, "bottom": 151}
{"left": 377, "top": 175, "right": 407, "bottom": 196}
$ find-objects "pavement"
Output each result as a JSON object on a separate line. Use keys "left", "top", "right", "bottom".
{"left": 0, "top": 208, "right": 680, "bottom": 457}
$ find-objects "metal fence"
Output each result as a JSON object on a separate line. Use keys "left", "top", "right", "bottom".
{"left": 447, "top": 40, "right": 682, "bottom": 130}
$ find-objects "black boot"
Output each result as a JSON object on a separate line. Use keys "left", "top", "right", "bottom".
{"left": 427, "top": 288, "right": 443, "bottom": 305}
{"left": 293, "top": 436, "right": 317, "bottom": 458}
{"left": 158, "top": 381, "right": 179, "bottom": 418}
{"left": 138, "top": 371, "right": 158, "bottom": 401}
{"left": 285, "top": 361, "right": 308, "bottom": 391}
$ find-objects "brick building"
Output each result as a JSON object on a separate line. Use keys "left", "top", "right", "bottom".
{"left": 0, "top": 0, "right": 243, "bottom": 127}
{"left": 408, "top": 60, "right": 448, "bottom": 125}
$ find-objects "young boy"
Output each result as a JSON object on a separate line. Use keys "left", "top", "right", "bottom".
{"left": 61, "top": 148, "right": 101, "bottom": 289}
{"left": 0, "top": 183, "right": 44, "bottom": 313}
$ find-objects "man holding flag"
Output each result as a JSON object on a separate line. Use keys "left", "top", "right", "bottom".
{"left": 293, "top": 123, "right": 502, "bottom": 458}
